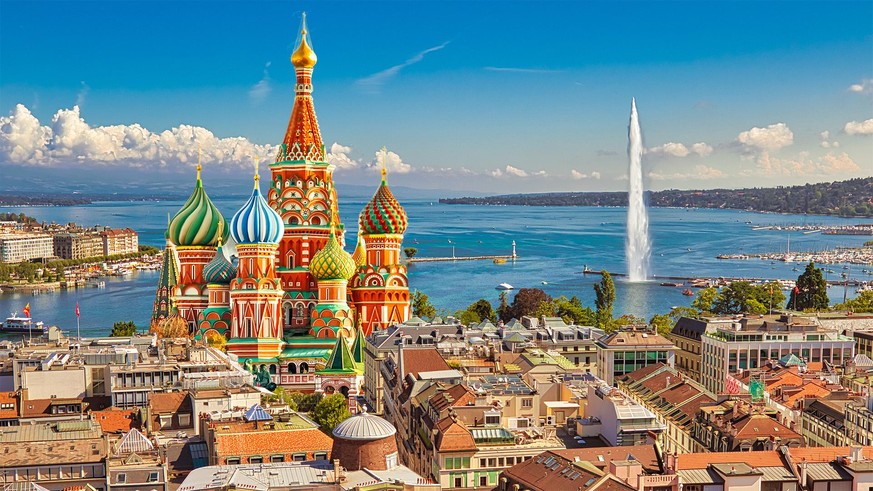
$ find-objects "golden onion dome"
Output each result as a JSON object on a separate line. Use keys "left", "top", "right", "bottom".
{"left": 310, "top": 231, "right": 356, "bottom": 281}
{"left": 291, "top": 23, "right": 317, "bottom": 68}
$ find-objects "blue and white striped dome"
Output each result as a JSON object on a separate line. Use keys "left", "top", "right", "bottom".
{"left": 230, "top": 184, "right": 284, "bottom": 245}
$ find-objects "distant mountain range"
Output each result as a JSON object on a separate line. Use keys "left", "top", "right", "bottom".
{"left": 440, "top": 177, "right": 873, "bottom": 218}
{"left": 0, "top": 166, "right": 479, "bottom": 206}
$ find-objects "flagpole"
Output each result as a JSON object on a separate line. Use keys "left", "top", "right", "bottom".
{"left": 76, "top": 314, "right": 80, "bottom": 345}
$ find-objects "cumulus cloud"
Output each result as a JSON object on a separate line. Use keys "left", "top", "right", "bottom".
{"left": 326, "top": 142, "right": 358, "bottom": 170}
{"left": 647, "top": 141, "right": 713, "bottom": 158}
{"left": 570, "top": 169, "right": 601, "bottom": 180}
{"left": 366, "top": 148, "right": 411, "bottom": 174}
{"left": 849, "top": 79, "right": 873, "bottom": 95}
{"left": 741, "top": 151, "right": 861, "bottom": 177}
{"left": 357, "top": 42, "right": 449, "bottom": 92}
{"left": 0, "top": 104, "right": 275, "bottom": 170}
{"left": 249, "top": 62, "right": 272, "bottom": 104}
{"left": 737, "top": 123, "right": 793, "bottom": 151}
{"left": 648, "top": 165, "right": 726, "bottom": 181}
{"left": 690, "top": 142, "right": 714, "bottom": 157}
{"left": 819, "top": 130, "right": 840, "bottom": 148}
{"left": 844, "top": 118, "right": 873, "bottom": 136}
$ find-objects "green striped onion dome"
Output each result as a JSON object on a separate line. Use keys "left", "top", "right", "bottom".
{"left": 168, "top": 178, "right": 228, "bottom": 247}
{"left": 358, "top": 175, "right": 407, "bottom": 235}
{"left": 310, "top": 232, "right": 356, "bottom": 281}
{"left": 203, "top": 245, "right": 236, "bottom": 284}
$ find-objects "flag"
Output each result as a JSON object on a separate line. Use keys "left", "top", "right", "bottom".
{"left": 793, "top": 286, "right": 800, "bottom": 294}
{"left": 22, "top": 303, "right": 30, "bottom": 317}
{"left": 75, "top": 303, "right": 80, "bottom": 318}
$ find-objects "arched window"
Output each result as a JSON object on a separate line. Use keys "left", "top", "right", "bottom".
{"left": 288, "top": 363, "right": 297, "bottom": 374}
{"left": 300, "top": 362, "right": 309, "bottom": 373}
{"left": 269, "top": 364, "right": 277, "bottom": 374}
{"left": 311, "top": 216, "right": 321, "bottom": 225}
{"left": 296, "top": 305, "right": 304, "bottom": 318}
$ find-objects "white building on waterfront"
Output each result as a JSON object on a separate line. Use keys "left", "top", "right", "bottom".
{"left": 701, "top": 313, "right": 855, "bottom": 394}
{"left": 0, "top": 232, "right": 53, "bottom": 263}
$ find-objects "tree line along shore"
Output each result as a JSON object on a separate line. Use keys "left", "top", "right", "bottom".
{"left": 440, "top": 177, "right": 873, "bottom": 218}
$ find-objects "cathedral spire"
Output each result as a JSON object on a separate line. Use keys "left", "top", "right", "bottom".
{"left": 280, "top": 13, "right": 324, "bottom": 161}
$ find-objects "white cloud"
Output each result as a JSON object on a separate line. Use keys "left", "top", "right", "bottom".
{"left": 648, "top": 165, "right": 725, "bottom": 181}
{"left": 690, "top": 142, "right": 713, "bottom": 157}
{"left": 737, "top": 122, "right": 794, "bottom": 151}
{"left": 819, "top": 130, "right": 840, "bottom": 148}
{"left": 647, "top": 141, "right": 713, "bottom": 158}
{"left": 849, "top": 79, "right": 873, "bottom": 94}
{"left": 356, "top": 42, "right": 449, "bottom": 92}
{"left": 648, "top": 142, "right": 689, "bottom": 157}
{"left": 741, "top": 150, "right": 861, "bottom": 177}
{"left": 570, "top": 169, "right": 601, "bottom": 180}
{"left": 0, "top": 104, "right": 276, "bottom": 170}
{"left": 367, "top": 148, "right": 411, "bottom": 174}
{"left": 504, "top": 165, "right": 528, "bottom": 177}
{"left": 326, "top": 142, "right": 358, "bottom": 170}
{"left": 249, "top": 62, "right": 272, "bottom": 104}
{"left": 844, "top": 118, "right": 873, "bottom": 136}
{"left": 0, "top": 104, "right": 52, "bottom": 164}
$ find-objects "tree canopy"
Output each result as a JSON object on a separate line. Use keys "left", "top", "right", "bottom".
{"left": 411, "top": 290, "right": 436, "bottom": 319}
{"left": 835, "top": 290, "right": 873, "bottom": 313}
{"left": 110, "top": 321, "right": 137, "bottom": 337}
{"left": 310, "top": 393, "right": 351, "bottom": 433}
{"left": 789, "top": 262, "right": 829, "bottom": 311}
{"left": 594, "top": 271, "right": 616, "bottom": 330}
{"left": 503, "top": 288, "right": 551, "bottom": 321}
{"left": 710, "top": 281, "right": 785, "bottom": 314}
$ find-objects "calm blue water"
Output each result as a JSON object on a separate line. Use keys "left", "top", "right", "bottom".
{"left": 1, "top": 198, "right": 869, "bottom": 338}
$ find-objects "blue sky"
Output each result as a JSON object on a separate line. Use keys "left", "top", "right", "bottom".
{"left": 1, "top": 0, "right": 871, "bottom": 193}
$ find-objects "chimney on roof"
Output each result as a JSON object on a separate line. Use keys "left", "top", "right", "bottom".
{"left": 331, "top": 459, "right": 343, "bottom": 483}
{"left": 800, "top": 459, "right": 808, "bottom": 485}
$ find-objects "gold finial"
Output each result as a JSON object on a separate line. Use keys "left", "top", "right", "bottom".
{"left": 217, "top": 221, "right": 223, "bottom": 247}
{"left": 254, "top": 156, "right": 260, "bottom": 187}
{"left": 291, "top": 12, "right": 317, "bottom": 68}
{"left": 380, "top": 146, "right": 388, "bottom": 182}
{"left": 196, "top": 143, "right": 202, "bottom": 180}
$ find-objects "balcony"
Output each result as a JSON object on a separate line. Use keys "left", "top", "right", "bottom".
{"left": 640, "top": 474, "right": 678, "bottom": 489}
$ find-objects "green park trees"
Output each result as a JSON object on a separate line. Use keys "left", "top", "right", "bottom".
{"left": 789, "top": 262, "right": 829, "bottom": 311}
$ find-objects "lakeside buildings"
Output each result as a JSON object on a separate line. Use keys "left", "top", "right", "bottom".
{"left": 152, "top": 17, "right": 410, "bottom": 401}
{"left": 0, "top": 227, "right": 139, "bottom": 263}
{"left": 595, "top": 325, "right": 677, "bottom": 385}
{"left": 700, "top": 314, "right": 855, "bottom": 394}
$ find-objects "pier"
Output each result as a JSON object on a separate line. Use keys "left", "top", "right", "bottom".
{"left": 409, "top": 254, "right": 515, "bottom": 263}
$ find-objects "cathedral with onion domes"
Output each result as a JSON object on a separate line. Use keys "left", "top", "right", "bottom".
{"left": 151, "top": 14, "right": 410, "bottom": 403}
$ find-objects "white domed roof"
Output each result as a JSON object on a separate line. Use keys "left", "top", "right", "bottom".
{"left": 332, "top": 411, "right": 396, "bottom": 441}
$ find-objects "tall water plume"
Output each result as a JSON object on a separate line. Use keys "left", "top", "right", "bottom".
{"left": 626, "top": 98, "right": 651, "bottom": 282}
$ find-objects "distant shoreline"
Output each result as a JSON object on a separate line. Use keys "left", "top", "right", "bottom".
{"left": 440, "top": 177, "right": 873, "bottom": 219}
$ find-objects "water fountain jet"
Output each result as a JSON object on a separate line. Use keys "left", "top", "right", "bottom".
{"left": 626, "top": 98, "right": 651, "bottom": 282}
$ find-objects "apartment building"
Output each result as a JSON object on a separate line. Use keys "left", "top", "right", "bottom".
{"left": 0, "top": 232, "right": 53, "bottom": 263}
{"left": 595, "top": 326, "right": 677, "bottom": 385}
{"left": 701, "top": 313, "right": 855, "bottom": 394}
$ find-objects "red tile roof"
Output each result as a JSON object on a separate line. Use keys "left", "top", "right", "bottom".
{"left": 552, "top": 445, "right": 662, "bottom": 473}
{"left": 92, "top": 408, "right": 140, "bottom": 434}
{"left": 434, "top": 417, "right": 477, "bottom": 452}
{"left": 429, "top": 385, "right": 476, "bottom": 413}
{"left": 732, "top": 414, "right": 802, "bottom": 440}
{"left": 677, "top": 451, "right": 785, "bottom": 470}
{"left": 789, "top": 447, "right": 873, "bottom": 463}
{"left": 502, "top": 450, "right": 635, "bottom": 491}
{"left": 622, "top": 363, "right": 667, "bottom": 383}
{"left": 214, "top": 427, "right": 333, "bottom": 457}
{"left": 148, "top": 392, "right": 191, "bottom": 414}
{"left": 0, "top": 392, "right": 17, "bottom": 419}
{"left": 401, "top": 347, "right": 451, "bottom": 378}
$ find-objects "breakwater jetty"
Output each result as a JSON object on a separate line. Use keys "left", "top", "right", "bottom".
{"left": 409, "top": 254, "right": 516, "bottom": 263}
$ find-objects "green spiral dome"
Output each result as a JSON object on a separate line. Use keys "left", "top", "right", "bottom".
{"left": 168, "top": 178, "right": 228, "bottom": 247}
{"left": 310, "top": 232, "right": 356, "bottom": 281}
